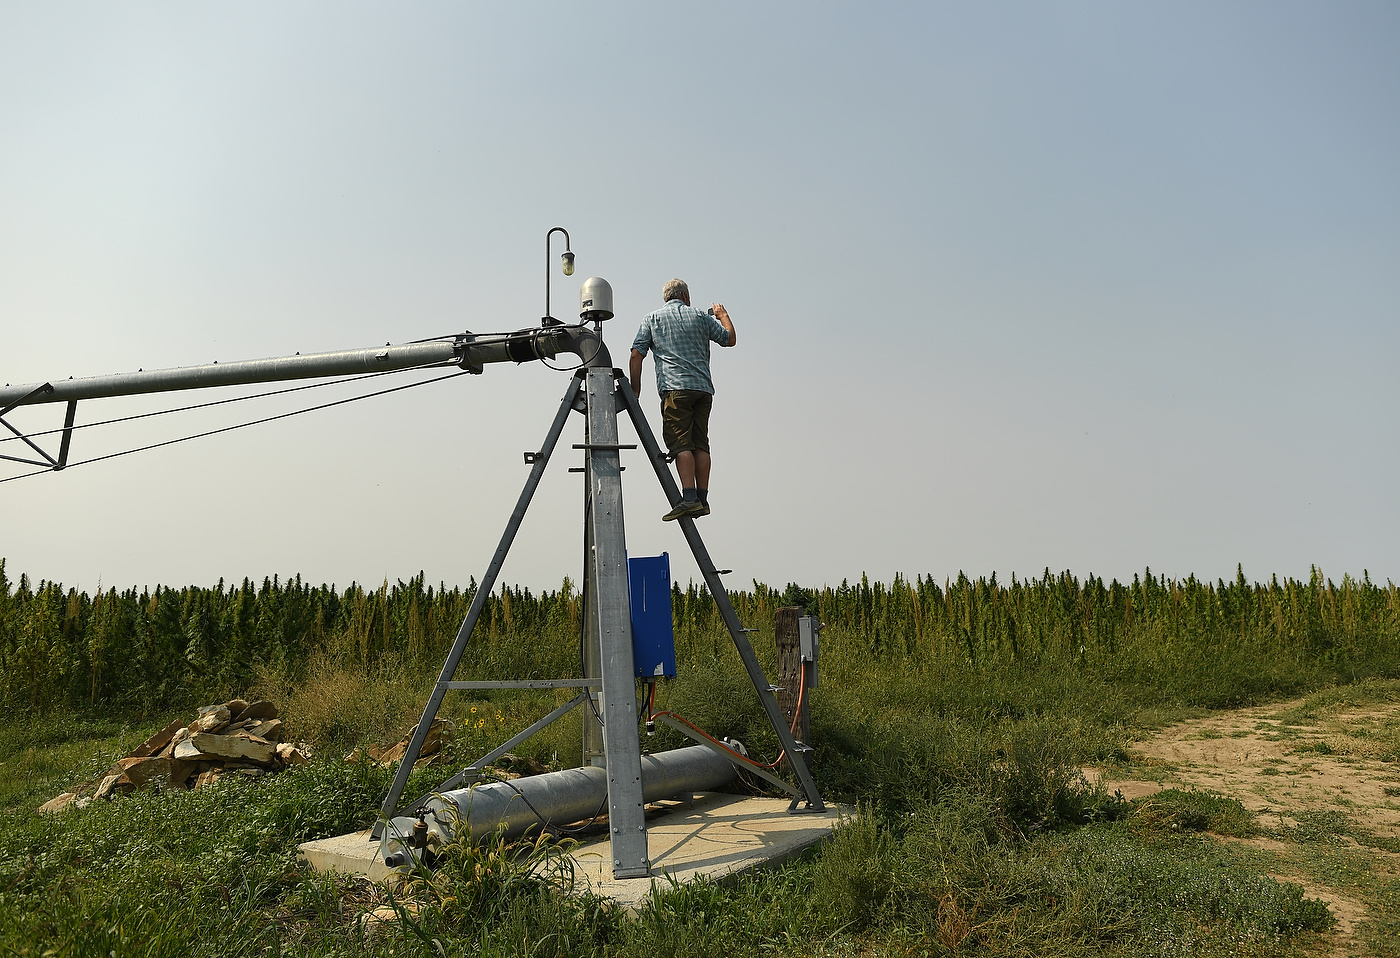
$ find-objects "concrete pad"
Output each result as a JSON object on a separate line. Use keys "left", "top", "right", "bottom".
{"left": 298, "top": 829, "right": 396, "bottom": 882}
{"left": 298, "top": 792, "right": 849, "bottom": 905}
{"left": 572, "top": 792, "right": 848, "bottom": 908}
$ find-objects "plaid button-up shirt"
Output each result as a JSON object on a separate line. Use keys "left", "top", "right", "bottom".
{"left": 631, "top": 299, "right": 731, "bottom": 394}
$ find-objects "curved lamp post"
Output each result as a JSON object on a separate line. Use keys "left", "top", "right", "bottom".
{"left": 543, "top": 227, "right": 575, "bottom": 326}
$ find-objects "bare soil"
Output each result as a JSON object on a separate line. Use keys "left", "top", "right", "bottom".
{"left": 1086, "top": 698, "right": 1400, "bottom": 958}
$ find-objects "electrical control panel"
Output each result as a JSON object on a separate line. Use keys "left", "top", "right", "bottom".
{"left": 798, "top": 615, "right": 822, "bottom": 688}
{"left": 628, "top": 553, "right": 676, "bottom": 678}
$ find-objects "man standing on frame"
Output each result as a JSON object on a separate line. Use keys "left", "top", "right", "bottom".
{"left": 629, "top": 278, "right": 737, "bottom": 521}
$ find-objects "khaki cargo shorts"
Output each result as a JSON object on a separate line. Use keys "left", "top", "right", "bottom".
{"left": 660, "top": 390, "right": 713, "bottom": 455}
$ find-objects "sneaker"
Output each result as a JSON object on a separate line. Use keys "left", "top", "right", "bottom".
{"left": 694, "top": 501, "right": 711, "bottom": 517}
{"left": 662, "top": 499, "right": 704, "bottom": 522}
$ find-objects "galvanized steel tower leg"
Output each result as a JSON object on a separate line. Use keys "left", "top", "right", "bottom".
{"left": 372, "top": 373, "right": 585, "bottom": 838}
{"left": 583, "top": 367, "right": 650, "bottom": 877}
{"left": 616, "top": 375, "right": 825, "bottom": 811}
{"left": 581, "top": 420, "right": 605, "bottom": 767}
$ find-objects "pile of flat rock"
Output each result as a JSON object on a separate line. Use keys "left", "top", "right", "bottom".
{"left": 345, "top": 718, "right": 454, "bottom": 768}
{"left": 38, "top": 698, "right": 313, "bottom": 814}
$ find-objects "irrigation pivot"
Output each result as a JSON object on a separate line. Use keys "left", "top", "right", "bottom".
{"left": 2, "top": 265, "right": 824, "bottom": 881}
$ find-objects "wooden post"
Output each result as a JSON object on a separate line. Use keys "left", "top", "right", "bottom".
{"left": 774, "top": 606, "right": 810, "bottom": 771}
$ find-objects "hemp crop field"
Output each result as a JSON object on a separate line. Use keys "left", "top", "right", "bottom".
{"left": 1, "top": 560, "right": 1398, "bottom": 956}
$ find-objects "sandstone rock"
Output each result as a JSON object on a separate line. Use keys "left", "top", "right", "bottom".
{"left": 252, "top": 718, "right": 284, "bottom": 743}
{"left": 128, "top": 718, "right": 185, "bottom": 759}
{"left": 167, "top": 758, "right": 199, "bottom": 789}
{"left": 173, "top": 739, "right": 202, "bottom": 761}
{"left": 277, "top": 743, "right": 309, "bottom": 765}
{"left": 159, "top": 726, "right": 192, "bottom": 758}
{"left": 375, "top": 742, "right": 406, "bottom": 764}
{"left": 49, "top": 699, "right": 303, "bottom": 805}
{"left": 92, "top": 774, "right": 121, "bottom": 800}
{"left": 175, "top": 731, "right": 278, "bottom": 767}
{"left": 38, "top": 792, "right": 78, "bottom": 814}
{"left": 101, "top": 756, "right": 171, "bottom": 788}
{"left": 93, "top": 773, "right": 136, "bottom": 801}
{"left": 359, "top": 900, "right": 421, "bottom": 942}
{"left": 370, "top": 718, "right": 453, "bottom": 766}
{"left": 232, "top": 700, "right": 278, "bottom": 723}
{"left": 230, "top": 718, "right": 284, "bottom": 742}
{"left": 190, "top": 705, "right": 231, "bottom": 734}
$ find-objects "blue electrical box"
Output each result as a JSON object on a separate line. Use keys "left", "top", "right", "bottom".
{"left": 628, "top": 553, "right": 676, "bottom": 678}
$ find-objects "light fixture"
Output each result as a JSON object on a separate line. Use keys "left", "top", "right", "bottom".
{"left": 544, "top": 227, "right": 572, "bottom": 327}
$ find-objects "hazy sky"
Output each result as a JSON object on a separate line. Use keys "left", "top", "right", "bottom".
{"left": 2, "top": 2, "right": 1397, "bottom": 595}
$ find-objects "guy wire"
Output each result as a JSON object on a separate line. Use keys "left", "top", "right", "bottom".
{"left": 0, "top": 368, "right": 467, "bottom": 483}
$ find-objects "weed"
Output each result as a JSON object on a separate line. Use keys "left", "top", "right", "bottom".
{"left": 1275, "top": 808, "right": 1400, "bottom": 853}
{"left": 1130, "top": 788, "right": 1259, "bottom": 837}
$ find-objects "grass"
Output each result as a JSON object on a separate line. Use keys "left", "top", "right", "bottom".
{"left": 3, "top": 567, "right": 1399, "bottom": 956}
{"left": 0, "top": 710, "right": 184, "bottom": 811}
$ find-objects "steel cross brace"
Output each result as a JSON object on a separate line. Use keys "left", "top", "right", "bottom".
{"left": 372, "top": 372, "right": 585, "bottom": 839}
{"left": 0, "top": 384, "right": 78, "bottom": 471}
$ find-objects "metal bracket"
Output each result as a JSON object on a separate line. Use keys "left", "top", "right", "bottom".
{"left": 440, "top": 679, "right": 601, "bottom": 690}
{"left": 0, "top": 382, "right": 54, "bottom": 418}
{"left": 1, "top": 387, "right": 78, "bottom": 472}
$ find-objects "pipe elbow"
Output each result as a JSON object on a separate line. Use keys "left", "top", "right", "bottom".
{"left": 560, "top": 327, "right": 611, "bottom": 368}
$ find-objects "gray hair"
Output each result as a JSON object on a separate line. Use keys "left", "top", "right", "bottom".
{"left": 662, "top": 278, "right": 689, "bottom": 303}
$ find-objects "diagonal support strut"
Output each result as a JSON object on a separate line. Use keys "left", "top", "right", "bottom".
{"left": 371, "top": 372, "right": 586, "bottom": 839}
{"left": 616, "top": 374, "right": 825, "bottom": 811}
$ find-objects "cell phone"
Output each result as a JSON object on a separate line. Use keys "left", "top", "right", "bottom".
{"left": 707, "top": 307, "right": 715, "bottom": 316}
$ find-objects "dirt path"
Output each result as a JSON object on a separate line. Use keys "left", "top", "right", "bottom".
{"left": 1087, "top": 696, "right": 1400, "bottom": 958}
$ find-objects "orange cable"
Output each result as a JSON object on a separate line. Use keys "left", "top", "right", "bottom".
{"left": 646, "top": 661, "right": 808, "bottom": 774}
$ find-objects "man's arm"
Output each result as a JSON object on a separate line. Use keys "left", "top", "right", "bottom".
{"left": 712, "top": 304, "right": 736, "bottom": 346}
{"left": 629, "top": 348, "right": 645, "bottom": 398}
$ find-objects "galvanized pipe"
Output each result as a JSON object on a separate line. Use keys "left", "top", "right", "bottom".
{"left": 0, "top": 341, "right": 459, "bottom": 408}
{"left": 0, "top": 326, "right": 610, "bottom": 410}
{"left": 380, "top": 744, "right": 736, "bottom": 867}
